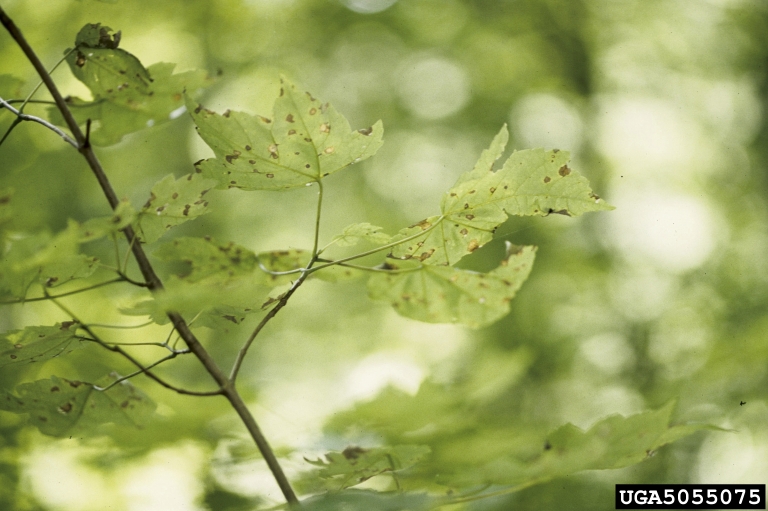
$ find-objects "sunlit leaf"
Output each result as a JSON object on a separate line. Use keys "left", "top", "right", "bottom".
{"left": 0, "top": 323, "right": 86, "bottom": 368}
{"left": 52, "top": 24, "right": 210, "bottom": 145}
{"left": 0, "top": 373, "right": 155, "bottom": 436}
{"left": 189, "top": 76, "right": 383, "bottom": 191}
{"left": 136, "top": 173, "right": 215, "bottom": 243}
{"left": 390, "top": 126, "right": 613, "bottom": 266}
{"left": 368, "top": 244, "right": 536, "bottom": 328}
{"left": 305, "top": 445, "right": 430, "bottom": 490}
{"left": 331, "top": 222, "right": 392, "bottom": 247}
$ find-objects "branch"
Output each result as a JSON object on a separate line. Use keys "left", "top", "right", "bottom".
{"left": 0, "top": 96, "right": 78, "bottom": 148}
{"left": 0, "top": 8, "right": 299, "bottom": 505}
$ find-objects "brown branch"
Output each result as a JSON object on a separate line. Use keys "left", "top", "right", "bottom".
{"left": 0, "top": 7, "right": 299, "bottom": 506}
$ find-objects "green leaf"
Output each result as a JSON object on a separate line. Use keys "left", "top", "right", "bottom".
{"left": 54, "top": 24, "right": 210, "bottom": 145}
{"left": 389, "top": 126, "right": 613, "bottom": 266}
{"left": 331, "top": 222, "right": 392, "bottom": 247}
{"left": 300, "top": 490, "right": 432, "bottom": 511}
{"left": 189, "top": 76, "right": 383, "bottom": 191}
{"left": 0, "top": 374, "right": 155, "bottom": 436}
{"left": 0, "top": 323, "right": 85, "bottom": 368}
{"left": 439, "top": 404, "right": 723, "bottom": 489}
{"left": 153, "top": 236, "right": 258, "bottom": 283}
{"left": 78, "top": 200, "right": 135, "bottom": 242}
{"left": 0, "top": 229, "right": 99, "bottom": 298}
{"left": 0, "top": 188, "right": 13, "bottom": 233}
{"left": 0, "top": 75, "right": 24, "bottom": 100}
{"left": 305, "top": 445, "right": 431, "bottom": 490}
{"left": 258, "top": 248, "right": 362, "bottom": 285}
{"left": 136, "top": 173, "right": 216, "bottom": 243}
{"left": 368, "top": 244, "right": 536, "bottom": 328}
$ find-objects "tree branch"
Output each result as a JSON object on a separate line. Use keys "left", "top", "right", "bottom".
{"left": 0, "top": 7, "right": 299, "bottom": 505}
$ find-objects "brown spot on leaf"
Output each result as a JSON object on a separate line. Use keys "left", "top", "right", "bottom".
{"left": 259, "top": 116, "right": 271, "bottom": 124}
{"left": 342, "top": 446, "right": 367, "bottom": 461}
{"left": 324, "top": 146, "right": 335, "bottom": 154}
{"left": 465, "top": 214, "right": 475, "bottom": 220}
{"left": 467, "top": 239, "right": 480, "bottom": 252}
{"left": 223, "top": 110, "right": 231, "bottom": 118}
{"left": 9, "top": 355, "right": 17, "bottom": 360}
{"left": 51, "top": 386, "right": 60, "bottom": 392}
{"left": 309, "top": 107, "right": 317, "bottom": 115}
{"left": 288, "top": 129, "right": 296, "bottom": 135}
{"left": 245, "top": 145, "right": 252, "bottom": 151}
{"left": 358, "top": 126, "right": 373, "bottom": 136}
{"left": 558, "top": 165, "right": 571, "bottom": 177}
{"left": 183, "top": 204, "right": 191, "bottom": 216}
{"left": 543, "top": 176, "right": 551, "bottom": 183}
{"left": 172, "top": 192, "right": 179, "bottom": 199}
{"left": 320, "top": 123, "right": 330, "bottom": 133}
{"left": 418, "top": 249, "right": 435, "bottom": 261}
{"left": 460, "top": 228, "right": 468, "bottom": 236}
{"left": 286, "top": 114, "right": 295, "bottom": 123}
{"left": 266, "top": 173, "right": 274, "bottom": 178}
{"left": 58, "top": 402, "right": 73, "bottom": 414}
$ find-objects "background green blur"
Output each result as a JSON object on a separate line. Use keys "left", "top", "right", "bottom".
{"left": 1, "top": 0, "right": 767, "bottom": 509}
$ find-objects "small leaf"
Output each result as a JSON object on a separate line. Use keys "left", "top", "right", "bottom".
{"left": 305, "top": 445, "right": 430, "bottom": 489}
{"left": 390, "top": 126, "right": 612, "bottom": 266}
{"left": 189, "top": 76, "right": 383, "bottom": 191}
{"left": 332, "top": 222, "right": 392, "bottom": 247}
{"left": 368, "top": 245, "right": 536, "bottom": 328}
{"left": 258, "top": 248, "right": 361, "bottom": 284}
{"left": 136, "top": 173, "right": 216, "bottom": 243}
{"left": 0, "top": 74, "right": 24, "bottom": 99}
{"left": 0, "top": 323, "right": 85, "bottom": 368}
{"left": 78, "top": 200, "right": 135, "bottom": 242}
{"left": 0, "top": 373, "right": 155, "bottom": 436}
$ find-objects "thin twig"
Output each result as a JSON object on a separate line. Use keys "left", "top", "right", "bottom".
{"left": 0, "top": 96, "right": 77, "bottom": 147}
{"left": 49, "top": 296, "right": 220, "bottom": 397}
{"left": 0, "top": 277, "right": 124, "bottom": 305}
{"left": 0, "top": 8, "right": 299, "bottom": 505}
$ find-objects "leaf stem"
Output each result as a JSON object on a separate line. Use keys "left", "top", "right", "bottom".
{"left": 306, "top": 216, "right": 444, "bottom": 275}
{"left": 312, "top": 180, "right": 323, "bottom": 257}
{"left": 0, "top": 8, "right": 299, "bottom": 506}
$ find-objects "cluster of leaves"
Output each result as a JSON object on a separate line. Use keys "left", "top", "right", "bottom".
{"left": 0, "top": 21, "right": 720, "bottom": 510}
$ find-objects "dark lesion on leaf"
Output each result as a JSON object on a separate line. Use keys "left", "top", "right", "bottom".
{"left": 358, "top": 126, "right": 373, "bottom": 136}
{"left": 342, "top": 446, "right": 368, "bottom": 462}
{"left": 558, "top": 165, "right": 571, "bottom": 177}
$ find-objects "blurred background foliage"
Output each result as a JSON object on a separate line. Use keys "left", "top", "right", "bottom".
{"left": 1, "top": 0, "right": 767, "bottom": 509}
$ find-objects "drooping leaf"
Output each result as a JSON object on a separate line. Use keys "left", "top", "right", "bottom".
{"left": 189, "top": 76, "right": 383, "bottom": 191}
{"left": 389, "top": 126, "right": 613, "bottom": 266}
{"left": 153, "top": 236, "right": 258, "bottom": 283}
{"left": 0, "top": 374, "right": 155, "bottom": 436}
{"left": 305, "top": 445, "right": 431, "bottom": 490}
{"left": 0, "top": 323, "right": 86, "bottom": 368}
{"left": 331, "top": 222, "right": 392, "bottom": 247}
{"left": 52, "top": 24, "right": 210, "bottom": 145}
{"left": 257, "top": 248, "right": 361, "bottom": 285}
{"left": 436, "top": 403, "right": 723, "bottom": 489}
{"left": 368, "top": 244, "right": 536, "bottom": 328}
{"left": 136, "top": 173, "right": 215, "bottom": 243}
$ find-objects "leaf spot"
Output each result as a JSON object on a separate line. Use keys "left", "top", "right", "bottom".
{"left": 320, "top": 123, "right": 330, "bottom": 133}
{"left": 286, "top": 114, "right": 295, "bottom": 123}
{"left": 543, "top": 176, "right": 551, "bottom": 183}
{"left": 558, "top": 165, "right": 571, "bottom": 177}
{"left": 467, "top": 239, "right": 480, "bottom": 252}
{"left": 324, "top": 146, "right": 335, "bottom": 154}
{"left": 266, "top": 173, "right": 274, "bottom": 178}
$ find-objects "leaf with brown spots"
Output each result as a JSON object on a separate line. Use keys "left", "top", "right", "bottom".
{"left": 188, "top": 76, "right": 383, "bottom": 191}
{"left": 368, "top": 245, "right": 536, "bottom": 328}
{"left": 0, "top": 374, "right": 155, "bottom": 436}
{"left": 257, "top": 248, "right": 362, "bottom": 284}
{"left": 49, "top": 24, "right": 211, "bottom": 146}
{"left": 0, "top": 323, "right": 86, "bottom": 368}
{"left": 304, "top": 444, "right": 430, "bottom": 490}
{"left": 136, "top": 173, "right": 216, "bottom": 243}
{"left": 390, "top": 126, "right": 612, "bottom": 265}
{"left": 330, "top": 222, "right": 392, "bottom": 248}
